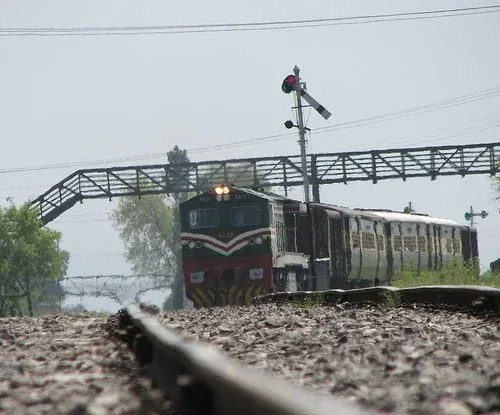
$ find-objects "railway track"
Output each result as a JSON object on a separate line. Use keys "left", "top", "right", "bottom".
{"left": 1, "top": 285, "right": 499, "bottom": 414}
{"left": 115, "top": 285, "right": 500, "bottom": 415}
{"left": 0, "top": 312, "right": 171, "bottom": 414}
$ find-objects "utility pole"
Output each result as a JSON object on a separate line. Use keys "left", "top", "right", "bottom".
{"left": 464, "top": 205, "right": 488, "bottom": 227}
{"left": 293, "top": 66, "right": 310, "bottom": 203}
{"left": 281, "top": 66, "right": 331, "bottom": 204}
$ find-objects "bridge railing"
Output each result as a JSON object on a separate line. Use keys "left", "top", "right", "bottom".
{"left": 31, "top": 142, "right": 499, "bottom": 224}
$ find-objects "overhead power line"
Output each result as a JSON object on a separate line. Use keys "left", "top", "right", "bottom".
{"left": 0, "top": 86, "right": 498, "bottom": 175}
{"left": 344, "top": 116, "right": 500, "bottom": 152}
{"left": 1, "top": 5, "right": 499, "bottom": 37}
{"left": 188, "top": 87, "right": 500, "bottom": 152}
{"left": 313, "top": 87, "right": 500, "bottom": 135}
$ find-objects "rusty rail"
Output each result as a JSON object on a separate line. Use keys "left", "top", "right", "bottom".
{"left": 116, "top": 286, "right": 500, "bottom": 414}
{"left": 118, "top": 304, "right": 371, "bottom": 415}
{"left": 253, "top": 285, "right": 500, "bottom": 314}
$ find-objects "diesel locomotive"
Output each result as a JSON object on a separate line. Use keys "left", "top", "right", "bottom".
{"left": 180, "top": 184, "right": 478, "bottom": 308}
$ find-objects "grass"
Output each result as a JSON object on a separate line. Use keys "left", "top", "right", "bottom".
{"left": 392, "top": 261, "right": 500, "bottom": 288}
{"left": 381, "top": 290, "right": 402, "bottom": 308}
{"left": 291, "top": 293, "right": 324, "bottom": 308}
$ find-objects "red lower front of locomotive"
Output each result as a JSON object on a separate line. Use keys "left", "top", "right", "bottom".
{"left": 183, "top": 255, "right": 273, "bottom": 308}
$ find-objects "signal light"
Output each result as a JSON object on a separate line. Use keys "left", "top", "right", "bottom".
{"left": 281, "top": 74, "right": 297, "bottom": 94}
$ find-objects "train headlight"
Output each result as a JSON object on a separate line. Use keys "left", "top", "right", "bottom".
{"left": 214, "top": 184, "right": 231, "bottom": 195}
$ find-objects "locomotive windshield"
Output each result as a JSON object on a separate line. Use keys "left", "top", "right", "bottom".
{"left": 188, "top": 208, "right": 219, "bottom": 229}
{"left": 230, "top": 206, "right": 263, "bottom": 227}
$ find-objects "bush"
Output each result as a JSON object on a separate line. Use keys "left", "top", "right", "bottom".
{"left": 392, "top": 260, "right": 500, "bottom": 288}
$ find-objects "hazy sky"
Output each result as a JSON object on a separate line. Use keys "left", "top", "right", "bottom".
{"left": 1, "top": 1, "right": 499, "bottom": 311}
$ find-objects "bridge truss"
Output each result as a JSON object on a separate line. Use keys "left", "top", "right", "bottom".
{"left": 31, "top": 142, "right": 500, "bottom": 224}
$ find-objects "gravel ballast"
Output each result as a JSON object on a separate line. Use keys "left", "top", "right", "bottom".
{"left": 0, "top": 313, "right": 171, "bottom": 415}
{"left": 158, "top": 303, "right": 500, "bottom": 415}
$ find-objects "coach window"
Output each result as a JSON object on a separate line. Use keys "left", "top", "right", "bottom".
{"left": 418, "top": 236, "right": 427, "bottom": 252}
{"left": 230, "top": 206, "right": 263, "bottom": 227}
{"left": 188, "top": 208, "right": 219, "bottom": 229}
{"left": 361, "top": 232, "right": 376, "bottom": 250}
{"left": 393, "top": 235, "right": 402, "bottom": 251}
{"left": 351, "top": 231, "right": 360, "bottom": 248}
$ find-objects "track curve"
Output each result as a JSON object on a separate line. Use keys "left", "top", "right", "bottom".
{"left": 116, "top": 286, "right": 500, "bottom": 414}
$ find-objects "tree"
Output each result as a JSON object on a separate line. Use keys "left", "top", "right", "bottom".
{"left": 111, "top": 145, "right": 190, "bottom": 310}
{"left": 166, "top": 145, "right": 191, "bottom": 310}
{"left": 0, "top": 201, "right": 69, "bottom": 317}
{"left": 111, "top": 193, "right": 178, "bottom": 308}
{"left": 112, "top": 195, "right": 177, "bottom": 276}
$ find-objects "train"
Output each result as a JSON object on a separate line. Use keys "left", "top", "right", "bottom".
{"left": 180, "top": 184, "right": 478, "bottom": 308}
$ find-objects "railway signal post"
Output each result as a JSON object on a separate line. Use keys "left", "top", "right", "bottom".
{"left": 282, "top": 66, "right": 331, "bottom": 203}
{"left": 464, "top": 205, "right": 488, "bottom": 226}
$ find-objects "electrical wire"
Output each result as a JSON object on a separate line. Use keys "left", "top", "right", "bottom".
{"left": 18, "top": 115, "right": 500, "bottom": 216}
{"left": 57, "top": 218, "right": 112, "bottom": 223}
{"left": 313, "top": 88, "right": 500, "bottom": 135}
{"left": 342, "top": 116, "right": 500, "bottom": 152}
{"left": 1, "top": 86, "right": 498, "bottom": 174}
{"left": 0, "top": 5, "right": 499, "bottom": 37}
{"left": 188, "top": 87, "right": 500, "bottom": 153}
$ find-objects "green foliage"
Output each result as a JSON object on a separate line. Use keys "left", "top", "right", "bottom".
{"left": 392, "top": 260, "right": 500, "bottom": 288}
{"left": 292, "top": 293, "right": 324, "bottom": 308}
{"left": 111, "top": 194, "right": 180, "bottom": 308}
{"left": 112, "top": 194, "right": 177, "bottom": 275}
{"left": 111, "top": 146, "right": 191, "bottom": 311}
{"left": 380, "top": 290, "right": 401, "bottom": 308}
{"left": 0, "top": 201, "right": 69, "bottom": 316}
{"left": 167, "top": 145, "right": 192, "bottom": 200}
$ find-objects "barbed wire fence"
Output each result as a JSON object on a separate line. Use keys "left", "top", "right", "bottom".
{"left": 57, "top": 274, "right": 172, "bottom": 310}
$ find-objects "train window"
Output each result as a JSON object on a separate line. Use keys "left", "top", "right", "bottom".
{"left": 351, "top": 231, "right": 360, "bottom": 248}
{"left": 404, "top": 236, "right": 417, "bottom": 252}
{"left": 418, "top": 236, "right": 427, "bottom": 252}
{"left": 377, "top": 235, "right": 384, "bottom": 250}
{"left": 188, "top": 208, "right": 219, "bottom": 229}
{"left": 453, "top": 239, "right": 461, "bottom": 253}
{"left": 393, "top": 235, "right": 402, "bottom": 251}
{"left": 361, "top": 232, "right": 376, "bottom": 249}
{"left": 230, "top": 206, "right": 263, "bottom": 227}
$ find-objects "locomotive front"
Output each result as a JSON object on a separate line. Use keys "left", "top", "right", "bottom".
{"left": 180, "top": 185, "right": 274, "bottom": 307}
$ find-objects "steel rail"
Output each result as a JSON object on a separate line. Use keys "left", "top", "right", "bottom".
{"left": 117, "top": 286, "right": 500, "bottom": 413}
{"left": 252, "top": 285, "right": 500, "bottom": 314}
{"left": 118, "top": 304, "right": 372, "bottom": 415}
